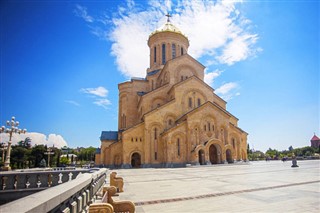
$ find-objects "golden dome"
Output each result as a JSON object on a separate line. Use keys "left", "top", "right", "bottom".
{"left": 149, "top": 15, "right": 188, "bottom": 39}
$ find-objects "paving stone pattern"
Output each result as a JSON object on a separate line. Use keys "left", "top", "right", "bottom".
{"left": 110, "top": 160, "right": 320, "bottom": 213}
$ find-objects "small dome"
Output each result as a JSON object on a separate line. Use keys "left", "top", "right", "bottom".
{"left": 149, "top": 21, "right": 188, "bottom": 39}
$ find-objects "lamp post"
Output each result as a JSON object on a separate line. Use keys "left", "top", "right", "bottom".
{"left": 44, "top": 147, "right": 54, "bottom": 168}
{"left": 0, "top": 116, "right": 27, "bottom": 171}
{"left": 0, "top": 142, "right": 8, "bottom": 163}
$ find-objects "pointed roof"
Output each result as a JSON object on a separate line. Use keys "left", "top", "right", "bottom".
{"left": 311, "top": 134, "right": 320, "bottom": 141}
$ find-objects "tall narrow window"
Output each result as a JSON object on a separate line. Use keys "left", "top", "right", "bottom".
{"left": 172, "top": 44, "right": 176, "bottom": 59}
{"left": 154, "top": 46, "right": 157, "bottom": 63}
{"left": 177, "top": 138, "right": 180, "bottom": 156}
{"left": 162, "top": 44, "right": 166, "bottom": 65}
{"left": 181, "top": 47, "right": 184, "bottom": 55}
{"left": 208, "top": 122, "right": 210, "bottom": 131}
{"left": 122, "top": 114, "right": 126, "bottom": 128}
{"left": 188, "top": 97, "right": 192, "bottom": 108}
{"left": 154, "top": 128, "right": 157, "bottom": 140}
{"left": 198, "top": 98, "right": 201, "bottom": 107}
{"left": 155, "top": 152, "right": 157, "bottom": 160}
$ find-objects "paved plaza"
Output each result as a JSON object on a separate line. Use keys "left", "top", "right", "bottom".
{"left": 109, "top": 160, "right": 320, "bottom": 213}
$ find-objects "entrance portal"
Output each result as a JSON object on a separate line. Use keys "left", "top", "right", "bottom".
{"left": 198, "top": 150, "right": 205, "bottom": 165}
{"left": 131, "top": 153, "right": 141, "bottom": 168}
{"left": 209, "top": 144, "right": 219, "bottom": 164}
{"left": 226, "top": 149, "right": 233, "bottom": 163}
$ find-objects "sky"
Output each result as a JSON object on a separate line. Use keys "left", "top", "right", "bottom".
{"left": 0, "top": 0, "right": 319, "bottom": 152}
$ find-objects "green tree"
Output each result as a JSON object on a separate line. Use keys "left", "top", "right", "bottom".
{"left": 11, "top": 146, "right": 28, "bottom": 169}
{"left": 60, "top": 156, "right": 69, "bottom": 166}
{"left": 30, "top": 145, "right": 46, "bottom": 167}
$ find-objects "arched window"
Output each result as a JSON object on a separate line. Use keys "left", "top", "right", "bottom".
{"left": 172, "top": 44, "right": 176, "bottom": 59}
{"left": 154, "top": 128, "right": 157, "bottom": 140}
{"left": 188, "top": 97, "right": 192, "bottom": 108}
{"left": 177, "top": 138, "right": 180, "bottom": 156}
{"left": 162, "top": 44, "right": 166, "bottom": 65}
{"left": 154, "top": 46, "right": 157, "bottom": 63}
{"left": 181, "top": 47, "right": 184, "bottom": 55}
{"left": 122, "top": 114, "right": 126, "bottom": 128}
{"left": 168, "top": 119, "right": 172, "bottom": 126}
{"left": 232, "top": 138, "right": 235, "bottom": 149}
{"left": 208, "top": 122, "right": 211, "bottom": 131}
{"left": 198, "top": 98, "right": 201, "bottom": 107}
{"left": 204, "top": 125, "right": 206, "bottom": 131}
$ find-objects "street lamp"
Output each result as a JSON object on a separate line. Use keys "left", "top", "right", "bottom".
{"left": 0, "top": 116, "right": 27, "bottom": 171}
{"left": 0, "top": 142, "right": 8, "bottom": 163}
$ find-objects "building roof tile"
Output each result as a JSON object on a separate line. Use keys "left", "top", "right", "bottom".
{"left": 100, "top": 131, "right": 118, "bottom": 141}
{"left": 311, "top": 134, "right": 320, "bottom": 141}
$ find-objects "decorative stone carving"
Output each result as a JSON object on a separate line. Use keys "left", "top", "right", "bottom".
{"left": 47, "top": 174, "right": 52, "bottom": 187}
{"left": 37, "top": 174, "right": 41, "bottom": 188}
{"left": 104, "top": 186, "right": 135, "bottom": 213}
{"left": 89, "top": 203, "right": 114, "bottom": 213}
{"left": 110, "top": 172, "right": 124, "bottom": 192}
{"left": 58, "top": 173, "right": 63, "bottom": 184}
{"left": 68, "top": 172, "right": 73, "bottom": 181}
{"left": 26, "top": 175, "right": 30, "bottom": 188}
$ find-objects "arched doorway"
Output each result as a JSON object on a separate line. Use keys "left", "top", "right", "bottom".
{"left": 209, "top": 144, "right": 219, "bottom": 164}
{"left": 198, "top": 149, "right": 205, "bottom": 165}
{"left": 226, "top": 149, "right": 233, "bottom": 163}
{"left": 131, "top": 153, "right": 141, "bottom": 168}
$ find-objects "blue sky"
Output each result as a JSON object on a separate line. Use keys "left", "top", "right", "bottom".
{"left": 0, "top": 0, "right": 319, "bottom": 152}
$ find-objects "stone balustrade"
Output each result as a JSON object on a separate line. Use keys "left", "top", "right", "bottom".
{"left": 0, "top": 168, "right": 107, "bottom": 213}
{"left": 0, "top": 168, "right": 90, "bottom": 204}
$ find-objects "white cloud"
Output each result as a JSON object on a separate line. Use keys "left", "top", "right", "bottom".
{"left": 0, "top": 132, "right": 68, "bottom": 148}
{"left": 215, "top": 82, "right": 240, "bottom": 101}
{"left": 74, "top": 5, "right": 94, "bottom": 23}
{"left": 65, "top": 100, "right": 80, "bottom": 106}
{"left": 217, "top": 34, "right": 260, "bottom": 65}
{"left": 93, "top": 99, "right": 111, "bottom": 110}
{"left": 75, "top": 0, "right": 260, "bottom": 78}
{"left": 80, "top": 86, "right": 108, "bottom": 97}
{"left": 204, "top": 69, "right": 223, "bottom": 87}
{"left": 80, "top": 86, "right": 111, "bottom": 109}
{"left": 109, "top": 0, "right": 260, "bottom": 77}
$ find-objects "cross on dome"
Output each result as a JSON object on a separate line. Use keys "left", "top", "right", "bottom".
{"left": 165, "top": 13, "right": 172, "bottom": 22}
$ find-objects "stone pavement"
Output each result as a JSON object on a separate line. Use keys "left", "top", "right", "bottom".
{"left": 109, "top": 160, "right": 320, "bottom": 213}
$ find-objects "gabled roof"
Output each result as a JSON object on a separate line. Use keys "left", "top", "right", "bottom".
{"left": 167, "top": 75, "right": 215, "bottom": 97}
{"left": 163, "top": 53, "right": 205, "bottom": 71}
{"left": 176, "top": 101, "right": 236, "bottom": 124}
{"left": 311, "top": 134, "right": 320, "bottom": 141}
{"left": 147, "top": 69, "right": 161, "bottom": 76}
{"left": 100, "top": 131, "right": 118, "bottom": 141}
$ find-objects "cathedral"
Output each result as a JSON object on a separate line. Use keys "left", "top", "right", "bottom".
{"left": 95, "top": 17, "right": 248, "bottom": 168}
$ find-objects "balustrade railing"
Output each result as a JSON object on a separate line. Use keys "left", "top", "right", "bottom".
{"left": 0, "top": 169, "right": 88, "bottom": 190}
{"left": 0, "top": 168, "right": 108, "bottom": 213}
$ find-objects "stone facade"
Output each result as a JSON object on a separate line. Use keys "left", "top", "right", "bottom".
{"left": 96, "top": 20, "right": 248, "bottom": 168}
